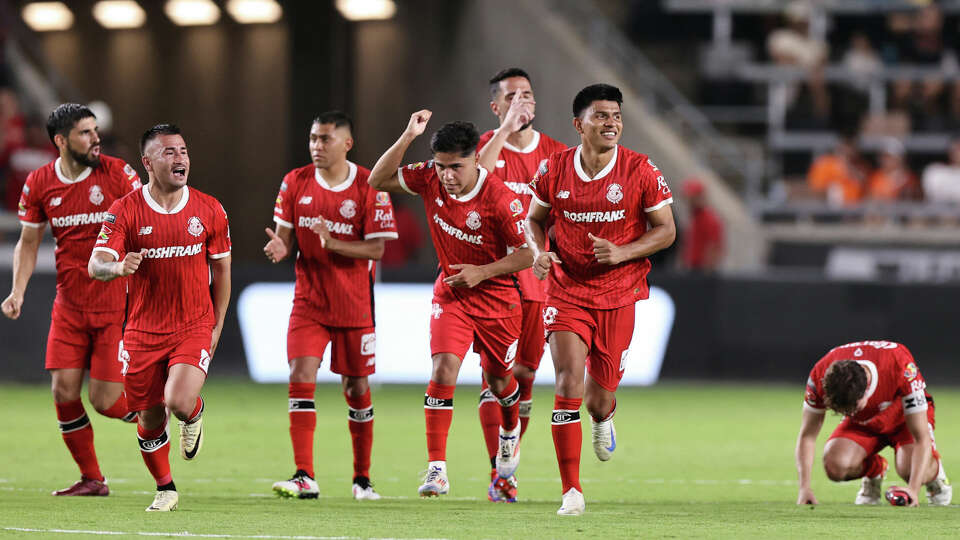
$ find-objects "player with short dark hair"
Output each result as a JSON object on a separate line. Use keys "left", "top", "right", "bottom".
{"left": 263, "top": 111, "right": 398, "bottom": 501}
{"left": 796, "top": 341, "right": 951, "bottom": 507}
{"left": 526, "top": 83, "right": 676, "bottom": 515}
{"left": 88, "top": 124, "right": 232, "bottom": 512}
{"left": 3, "top": 103, "right": 141, "bottom": 497}
{"left": 476, "top": 67, "right": 567, "bottom": 503}
{"left": 369, "top": 111, "right": 533, "bottom": 498}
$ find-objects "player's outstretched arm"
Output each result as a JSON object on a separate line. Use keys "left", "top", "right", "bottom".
{"left": 795, "top": 408, "right": 825, "bottom": 505}
{"left": 2, "top": 224, "right": 44, "bottom": 320}
{"left": 369, "top": 110, "right": 432, "bottom": 193}
{"left": 88, "top": 249, "right": 146, "bottom": 282}
{"left": 309, "top": 219, "right": 387, "bottom": 260}
{"left": 264, "top": 225, "right": 294, "bottom": 263}
{"left": 899, "top": 411, "right": 933, "bottom": 506}
{"left": 477, "top": 93, "right": 535, "bottom": 172}
{"left": 525, "top": 202, "right": 559, "bottom": 280}
{"left": 209, "top": 255, "right": 231, "bottom": 357}
{"left": 442, "top": 247, "right": 533, "bottom": 289}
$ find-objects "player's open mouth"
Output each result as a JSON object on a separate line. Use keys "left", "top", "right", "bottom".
{"left": 172, "top": 166, "right": 187, "bottom": 177}
{"left": 601, "top": 131, "right": 617, "bottom": 138}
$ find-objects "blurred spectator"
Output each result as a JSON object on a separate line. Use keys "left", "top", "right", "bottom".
{"left": 922, "top": 137, "right": 960, "bottom": 205}
{"left": 806, "top": 136, "right": 870, "bottom": 206}
{"left": 679, "top": 179, "right": 724, "bottom": 273}
{"left": 0, "top": 87, "right": 25, "bottom": 161}
{"left": 767, "top": 1, "right": 831, "bottom": 125}
{"left": 889, "top": 4, "right": 956, "bottom": 130}
{"left": 2, "top": 117, "right": 56, "bottom": 211}
{"left": 843, "top": 32, "right": 882, "bottom": 93}
{"left": 380, "top": 202, "right": 425, "bottom": 268}
{"left": 867, "top": 138, "right": 921, "bottom": 202}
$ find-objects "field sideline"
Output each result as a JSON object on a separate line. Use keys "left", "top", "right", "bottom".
{"left": 1, "top": 380, "right": 957, "bottom": 539}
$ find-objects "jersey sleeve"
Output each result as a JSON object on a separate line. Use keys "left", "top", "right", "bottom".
{"left": 207, "top": 201, "right": 232, "bottom": 259}
{"left": 476, "top": 130, "right": 494, "bottom": 152}
{"left": 397, "top": 161, "right": 432, "bottom": 196}
{"left": 363, "top": 188, "right": 399, "bottom": 240}
{"left": 529, "top": 156, "right": 554, "bottom": 208}
{"left": 496, "top": 194, "right": 529, "bottom": 250}
{"left": 92, "top": 200, "right": 128, "bottom": 261}
{"left": 803, "top": 370, "right": 826, "bottom": 414}
{"left": 273, "top": 172, "right": 296, "bottom": 228}
{"left": 119, "top": 161, "right": 143, "bottom": 193}
{"left": 896, "top": 353, "right": 928, "bottom": 415}
{"left": 640, "top": 157, "right": 673, "bottom": 213}
{"left": 17, "top": 171, "right": 47, "bottom": 227}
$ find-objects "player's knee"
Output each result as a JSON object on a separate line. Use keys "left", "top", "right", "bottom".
{"left": 165, "top": 394, "right": 196, "bottom": 421}
{"left": 823, "top": 456, "right": 856, "bottom": 482}
{"left": 50, "top": 380, "right": 81, "bottom": 403}
{"left": 343, "top": 376, "right": 369, "bottom": 397}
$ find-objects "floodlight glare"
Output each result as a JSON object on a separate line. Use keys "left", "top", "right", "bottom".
{"left": 21, "top": 2, "right": 74, "bottom": 32}
{"left": 335, "top": 0, "right": 396, "bottom": 21}
{"left": 93, "top": 1, "right": 147, "bottom": 29}
{"left": 164, "top": 0, "right": 220, "bottom": 26}
{"left": 226, "top": 0, "right": 282, "bottom": 24}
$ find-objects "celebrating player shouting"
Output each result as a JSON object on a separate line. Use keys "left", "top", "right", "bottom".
{"left": 475, "top": 68, "right": 567, "bottom": 502}
{"left": 88, "top": 124, "right": 232, "bottom": 512}
{"left": 3, "top": 103, "right": 140, "bottom": 496}
{"left": 796, "top": 340, "right": 951, "bottom": 507}
{"left": 264, "top": 111, "right": 398, "bottom": 501}
{"left": 369, "top": 112, "right": 532, "bottom": 498}
{"left": 526, "top": 84, "right": 676, "bottom": 515}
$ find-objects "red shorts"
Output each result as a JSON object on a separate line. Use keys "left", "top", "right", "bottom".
{"left": 122, "top": 327, "right": 213, "bottom": 412}
{"left": 516, "top": 301, "right": 546, "bottom": 371}
{"left": 829, "top": 404, "right": 937, "bottom": 455}
{"left": 430, "top": 300, "right": 521, "bottom": 378}
{"left": 287, "top": 307, "right": 376, "bottom": 377}
{"left": 45, "top": 303, "right": 125, "bottom": 383}
{"left": 543, "top": 296, "right": 635, "bottom": 393}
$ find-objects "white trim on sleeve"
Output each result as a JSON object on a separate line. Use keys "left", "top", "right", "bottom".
{"left": 92, "top": 247, "right": 120, "bottom": 261}
{"left": 273, "top": 216, "right": 294, "bottom": 228}
{"left": 531, "top": 193, "right": 551, "bottom": 208}
{"left": 644, "top": 198, "right": 673, "bottom": 213}
{"left": 802, "top": 402, "right": 826, "bottom": 414}
{"left": 365, "top": 231, "right": 399, "bottom": 240}
{"left": 396, "top": 168, "right": 417, "bottom": 195}
{"left": 19, "top": 220, "right": 46, "bottom": 228}
{"left": 208, "top": 251, "right": 231, "bottom": 260}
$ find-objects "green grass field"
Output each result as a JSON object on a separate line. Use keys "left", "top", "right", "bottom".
{"left": 1, "top": 379, "right": 957, "bottom": 539}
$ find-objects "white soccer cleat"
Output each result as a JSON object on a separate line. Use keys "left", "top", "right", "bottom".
{"left": 556, "top": 488, "right": 585, "bottom": 516}
{"left": 926, "top": 461, "right": 952, "bottom": 506}
{"left": 273, "top": 471, "right": 319, "bottom": 499}
{"left": 855, "top": 475, "right": 884, "bottom": 505}
{"left": 496, "top": 424, "right": 522, "bottom": 478}
{"left": 591, "top": 417, "right": 616, "bottom": 462}
{"left": 179, "top": 416, "right": 203, "bottom": 461}
{"left": 145, "top": 490, "right": 178, "bottom": 512}
{"left": 418, "top": 462, "right": 449, "bottom": 497}
{"left": 352, "top": 477, "right": 381, "bottom": 501}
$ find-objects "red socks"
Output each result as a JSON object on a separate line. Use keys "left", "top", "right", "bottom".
{"left": 493, "top": 377, "right": 520, "bottom": 432}
{"left": 187, "top": 396, "right": 204, "bottom": 423}
{"left": 345, "top": 389, "right": 374, "bottom": 479}
{"left": 862, "top": 453, "right": 887, "bottom": 479}
{"left": 551, "top": 395, "right": 583, "bottom": 494}
{"left": 55, "top": 400, "right": 103, "bottom": 482}
{"left": 137, "top": 419, "right": 172, "bottom": 487}
{"left": 288, "top": 382, "right": 316, "bottom": 478}
{"left": 424, "top": 381, "right": 455, "bottom": 462}
{"left": 478, "top": 381, "right": 500, "bottom": 464}
{"left": 517, "top": 375, "right": 534, "bottom": 438}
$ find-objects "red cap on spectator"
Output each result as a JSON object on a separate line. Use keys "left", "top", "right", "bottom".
{"left": 683, "top": 178, "right": 705, "bottom": 197}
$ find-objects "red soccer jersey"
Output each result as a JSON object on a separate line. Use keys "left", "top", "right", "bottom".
{"left": 529, "top": 145, "right": 673, "bottom": 309}
{"left": 273, "top": 161, "right": 398, "bottom": 328}
{"left": 18, "top": 155, "right": 142, "bottom": 312}
{"left": 397, "top": 162, "right": 526, "bottom": 318}
{"left": 804, "top": 341, "right": 931, "bottom": 434}
{"left": 478, "top": 129, "right": 566, "bottom": 302}
{"left": 93, "top": 185, "right": 231, "bottom": 347}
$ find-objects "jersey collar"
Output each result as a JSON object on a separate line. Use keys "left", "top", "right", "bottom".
{"left": 54, "top": 157, "right": 93, "bottom": 185}
{"left": 574, "top": 144, "right": 618, "bottom": 182}
{"left": 502, "top": 130, "right": 541, "bottom": 154}
{"left": 855, "top": 360, "right": 879, "bottom": 402}
{"left": 143, "top": 184, "right": 190, "bottom": 215}
{"left": 315, "top": 161, "right": 357, "bottom": 192}
{"left": 448, "top": 166, "right": 487, "bottom": 203}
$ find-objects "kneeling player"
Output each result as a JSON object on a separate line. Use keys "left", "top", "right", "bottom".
{"left": 795, "top": 340, "right": 951, "bottom": 506}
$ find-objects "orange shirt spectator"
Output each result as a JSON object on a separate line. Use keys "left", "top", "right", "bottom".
{"left": 867, "top": 139, "right": 921, "bottom": 201}
{"left": 807, "top": 139, "right": 869, "bottom": 206}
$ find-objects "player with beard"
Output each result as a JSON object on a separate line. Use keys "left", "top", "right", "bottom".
{"left": 369, "top": 113, "right": 532, "bottom": 497}
{"left": 475, "top": 68, "right": 567, "bottom": 502}
{"left": 526, "top": 84, "right": 676, "bottom": 515}
{"left": 3, "top": 103, "right": 141, "bottom": 496}
{"left": 88, "top": 124, "right": 231, "bottom": 511}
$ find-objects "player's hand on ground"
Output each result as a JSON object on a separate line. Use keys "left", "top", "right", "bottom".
{"left": 263, "top": 228, "right": 288, "bottom": 263}
{"left": 889, "top": 485, "right": 919, "bottom": 507}
{"left": 533, "top": 251, "right": 561, "bottom": 280}
{"left": 503, "top": 92, "right": 535, "bottom": 133}
{"left": 796, "top": 488, "right": 818, "bottom": 505}
{"left": 308, "top": 218, "right": 332, "bottom": 249}
{"left": 118, "top": 249, "right": 147, "bottom": 276}
{"left": 588, "top": 233, "right": 624, "bottom": 265}
{"left": 1, "top": 293, "right": 23, "bottom": 319}
{"left": 443, "top": 264, "right": 488, "bottom": 288}
{"left": 404, "top": 110, "right": 432, "bottom": 138}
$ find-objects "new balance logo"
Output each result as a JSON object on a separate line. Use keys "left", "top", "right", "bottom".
{"left": 435, "top": 197, "right": 444, "bottom": 207}
{"left": 424, "top": 395, "right": 453, "bottom": 409}
{"left": 50, "top": 197, "right": 62, "bottom": 207}
{"left": 138, "top": 430, "right": 169, "bottom": 453}
{"left": 138, "top": 226, "right": 153, "bottom": 235}
{"left": 557, "top": 191, "right": 570, "bottom": 199}
{"left": 551, "top": 410, "right": 581, "bottom": 425}
{"left": 299, "top": 196, "right": 313, "bottom": 205}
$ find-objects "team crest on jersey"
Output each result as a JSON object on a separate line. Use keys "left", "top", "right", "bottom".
{"left": 606, "top": 183, "right": 624, "bottom": 204}
{"left": 465, "top": 211, "right": 482, "bottom": 230}
{"left": 89, "top": 185, "right": 104, "bottom": 205}
{"left": 509, "top": 199, "right": 524, "bottom": 216}
{"left": 50, "top": 197, "right": 62, "bottom": 207}
{"left": 375, "top": 192, "right": 391, "bottom": 206}
{"left": 904, "top": 362, "right": 918, "bottom": 380}
{"left": 340, "top": 199, "right": 357, "bottom": 219}
{"left": 299, "top": 196, "right": 313, "bottom": 205}
{"left": 187, "top": 216, "right": 204, "bottom": 237}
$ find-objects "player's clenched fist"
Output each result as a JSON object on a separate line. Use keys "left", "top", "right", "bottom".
{"left": 533, "top": 251, "right": 561, "bottom": 280}
{"left": 404, "top": 110, "right": 432, "bottom": 138}
{"left": 263, "top": 227, "right": 288, "bottom": 263}
{"left": 1, "top": 293, "right": 23, "bottom": 320}
{"left": 118, "top": 248, "right": 147, "bottom": 276}
{"left": 588, "top": 233, "right": 624, "bottom": 265}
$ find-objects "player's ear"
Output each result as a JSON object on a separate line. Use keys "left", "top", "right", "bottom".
{"left": 490, "top": 100, "right": 500, "bottom": 118}
{"left": 141, "top": 154, "right": 152, "bottom": 174}
{"left": 572, "top": 116, "right": 583, "bottom": 134}
{"left": 53, "top": 133, "right": 67, "bottom": 152}
{"left": 344, "top": 136, "right": 354, "bottom": 153}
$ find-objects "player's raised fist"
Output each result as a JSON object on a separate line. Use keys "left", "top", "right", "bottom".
{"left": 533, "top": 251, "right": 561, "bottom": 280}
{"left": 1, "top": 293, "right": 23, "bottom": 319}
{"left": 118, "top": 248, "right": 147, "bottom": 276}
{"left": 404, "top": 110, "right": 432, "bottom": 138}
{"left": 504, "top": 92, "right": 535, "bottom": 133}
{"left": 263, "top": 227, "right": 288, "bottom": 263}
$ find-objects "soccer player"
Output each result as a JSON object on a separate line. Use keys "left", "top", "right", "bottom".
{"left": 264, "top": 111, "right": 398, "bottom": 501}
{"left": 88, "top": 124, "right": 231, "bottom": 512}
{"left": 795, "top": 340, "right": 952, "bottom": 507}
{"left": 2, "top": 103, "right": 140, "bottom": 496}
{"left": 525, "top": 84, "right": 676, "bottom": 515}
{"left": 475, "top": 67, "right": 567, "bottom": 502}
{"left": 368, "top": 111, "right": 533, "bottom": 497}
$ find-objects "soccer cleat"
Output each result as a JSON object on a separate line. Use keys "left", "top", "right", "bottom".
{"left": 418, "top": 462, "right": 449, "bottom": 497}
{"left": 352, "top": 476, "right": 381, "bottom": 501}
{"left": 272, "top": 470, "right": 319, "bottom": 499}
{"left": 487, "top": 472, "right": 518, "bottom": 503}
{"left": 145, "top": 490, "right": 178, "bottom": 511}
{"left": 591, "top": 417, "right": 616, "bottom": 462}
{"left": 925, "top": 461, "right": 952, "bottom": 506}
{"left": 556, "top": 487, "right": 585, "bottom": 516}
{"left": 179, "top": 415, "right": 203, "bottom": 461}
{"left": 855, "top": 455, "right": 887, "bottom": 505}
{"left": 496, "top": 424, "right": 522, "bottom": 478}
{"left": 52, "top": 477, "right": 109, "bottom": 496}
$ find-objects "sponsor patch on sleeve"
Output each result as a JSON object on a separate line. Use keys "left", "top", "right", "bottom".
{"left": 509, "top": 199, "right": 524, "bottom": 216}
{"left": 376, "top": 191, "right": 391, "bottom": 206}
{"left": 105, "top": 213, "right": 116, "bottom": 224}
